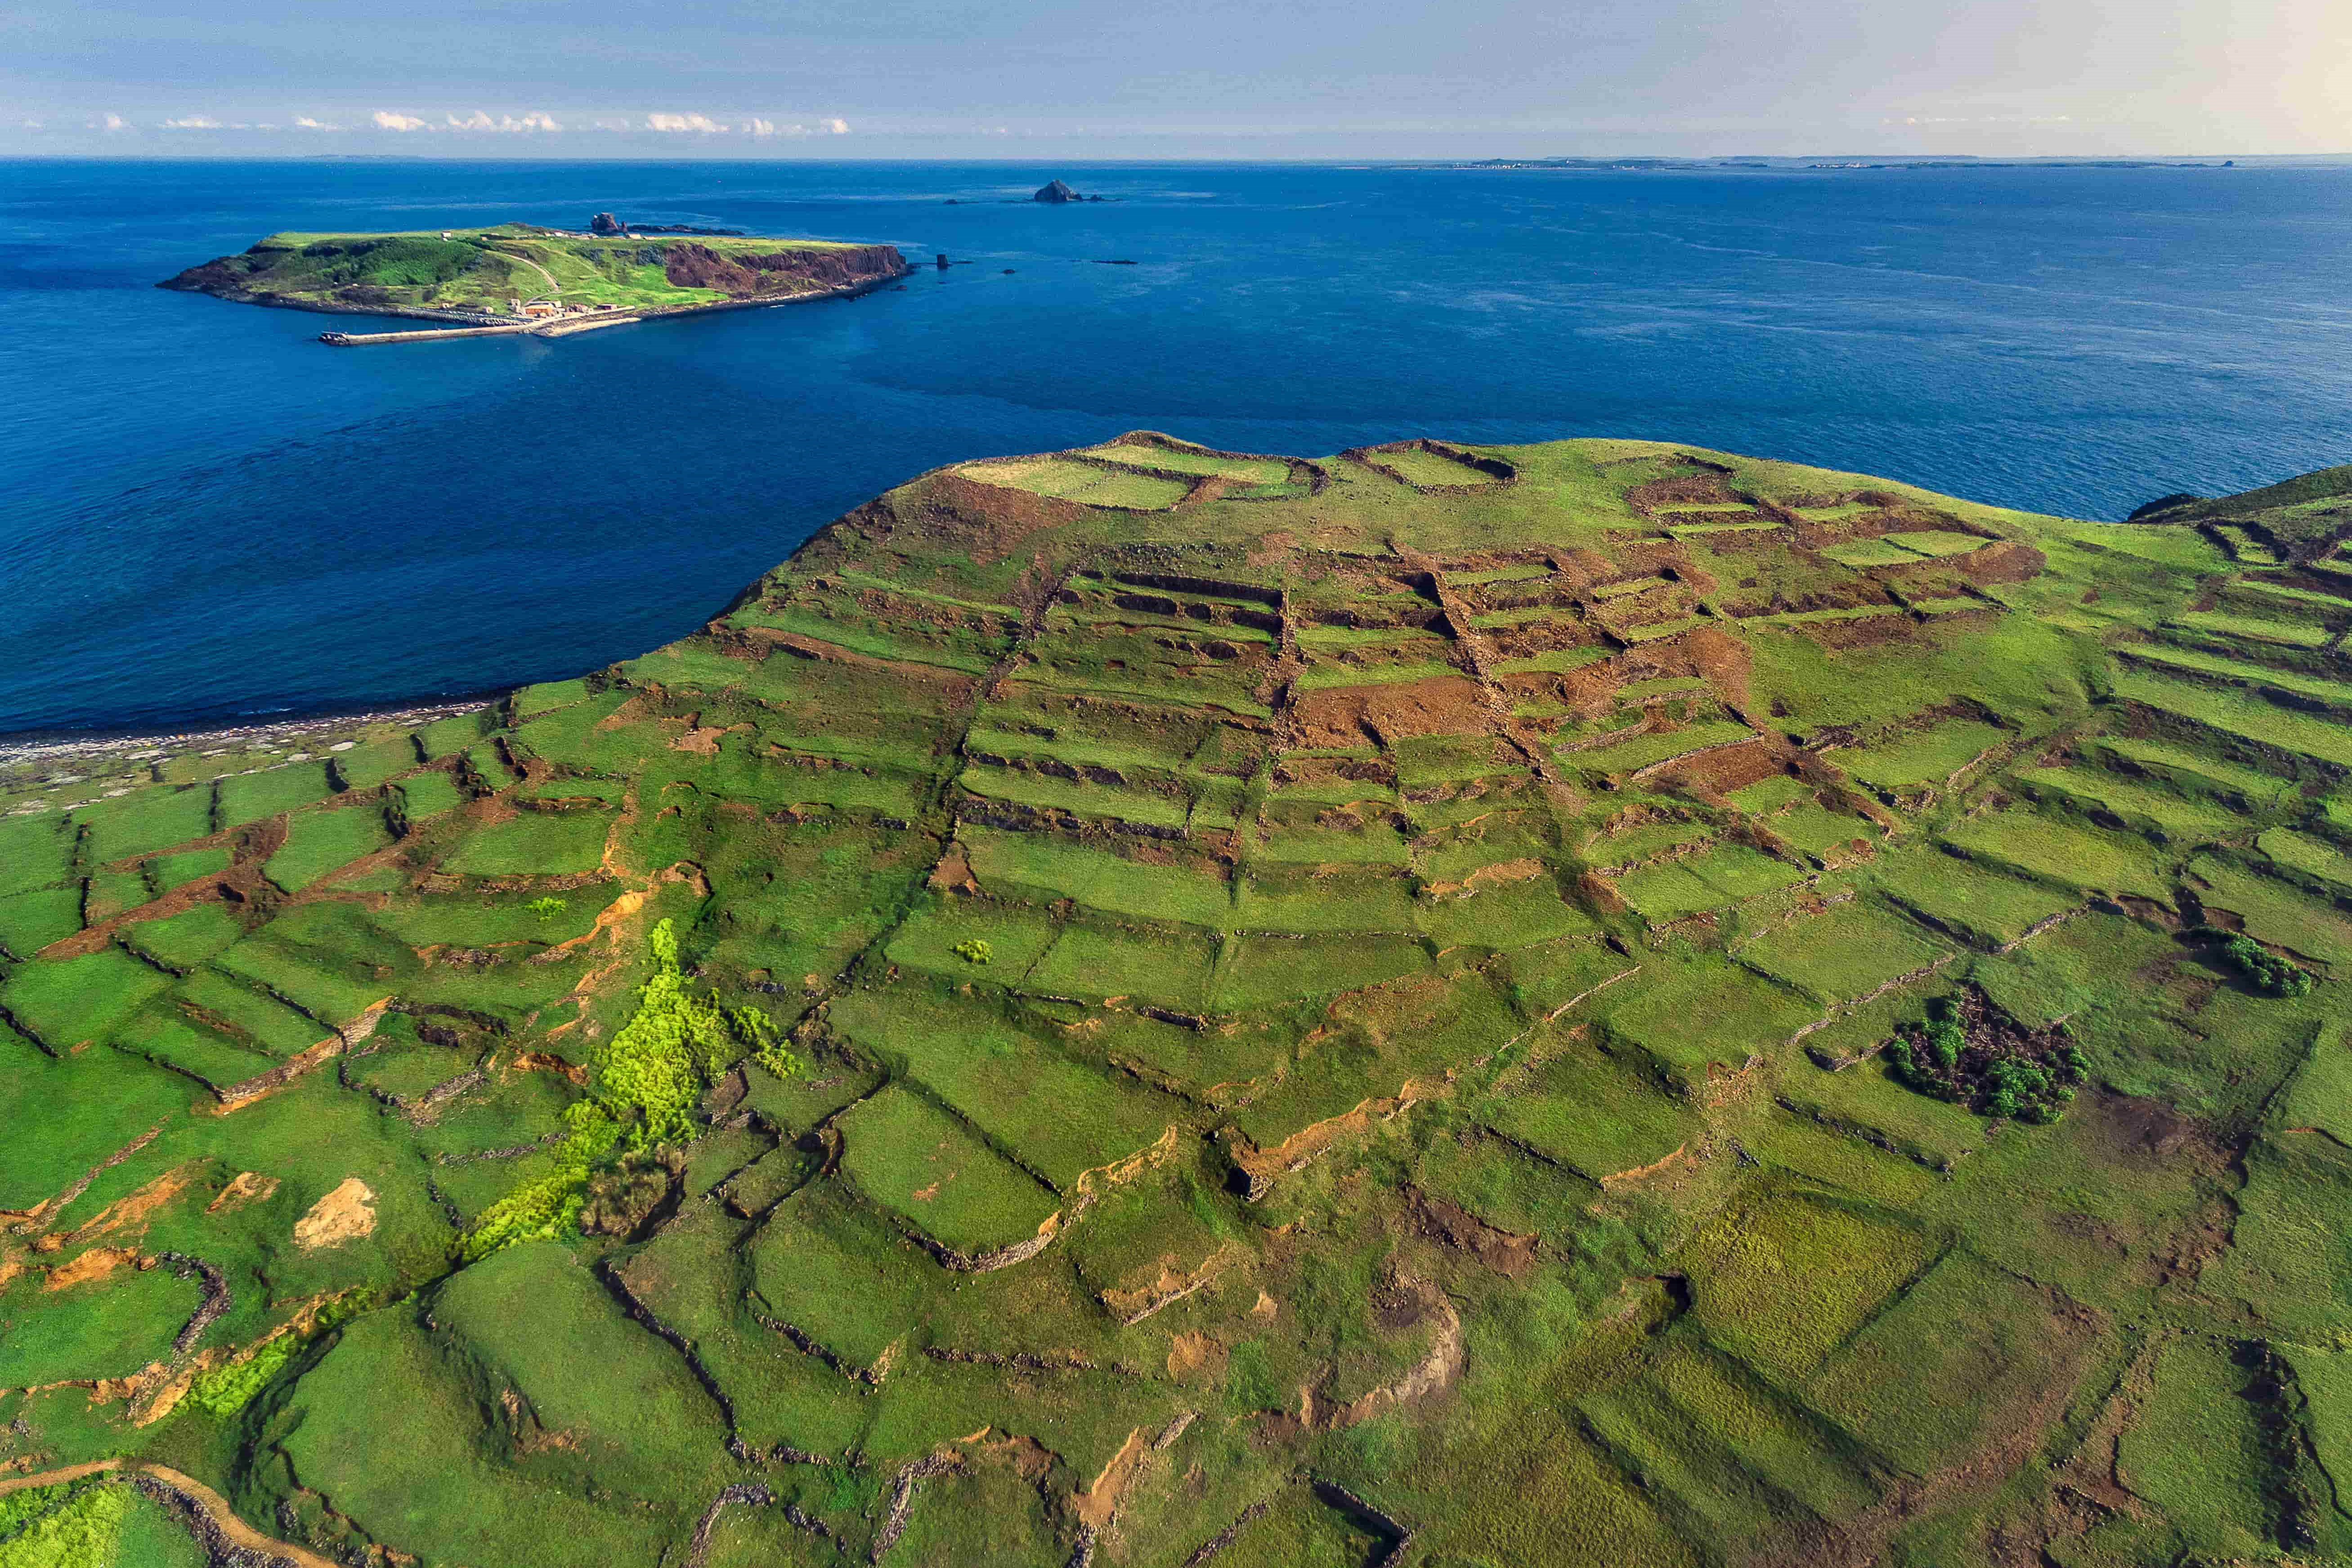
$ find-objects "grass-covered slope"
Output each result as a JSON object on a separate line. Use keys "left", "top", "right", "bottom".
{"left": 159, "top": 223, "right": 908, "bottom": 321}
{"left": 1, "top": 432, "right": 2349, "bottom": 1564}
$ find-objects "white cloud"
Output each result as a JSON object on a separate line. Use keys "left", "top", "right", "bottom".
{"left": 743, "top": 117, "right": 776, "bottom": 136}
{"left": 594, "top": 117, "right": 632, "bottom": 132}
{"left": 373, "top": 110, "right": 428, "bottom": 131}
{"left": 825, "top": 117, "right": 849, "bottom": 134}
{"left": 646, "top": 112, "right": 725, "bottom": 133}
{"left": 101, "top": 113, "right": 128, "bottom": 132}
{"left": 293, "top": 115, "right": 342, "bottom": 131}
{"left": 161, "top": 115, "right": 222, "bottom": 129}
{"left": 445, "top": 110, "right": 562, "bottom": 132}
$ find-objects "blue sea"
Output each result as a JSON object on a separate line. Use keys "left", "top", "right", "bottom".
{"left": 3, "top": 158, "right": 2348, "bottom": 737}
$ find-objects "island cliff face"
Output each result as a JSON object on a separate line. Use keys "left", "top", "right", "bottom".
{"left": 0, "top": 435, "right": 2348, "bottom": 1566}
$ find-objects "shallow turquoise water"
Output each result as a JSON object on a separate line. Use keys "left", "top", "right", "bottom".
{"left": 2, "top": 158, "right": 2346, "bottom": 734}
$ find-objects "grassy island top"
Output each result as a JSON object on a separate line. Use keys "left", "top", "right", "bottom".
{"left": 160, "top": 221, "right": 908, "bottom": 320}
{"left": 0, "top": 433, "right": 2349, "bottom": 1565}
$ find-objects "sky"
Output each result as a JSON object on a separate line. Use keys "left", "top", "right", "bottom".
{"left": 4, "top": 0, "right": 2348, "bottom": 159}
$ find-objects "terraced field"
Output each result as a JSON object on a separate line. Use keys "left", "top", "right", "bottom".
{"left": 0, "top": 438, "right": 2347, "bottom": 1565}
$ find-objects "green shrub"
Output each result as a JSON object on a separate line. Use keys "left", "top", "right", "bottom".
{"left": 2202, "top": 927, "right": 2316, "bottom": 997}
{"left": 525, "top": 896, "right": 569, "bottom": 921}
{"left": 952, "top": 937, "right": 993, "bottom": 964}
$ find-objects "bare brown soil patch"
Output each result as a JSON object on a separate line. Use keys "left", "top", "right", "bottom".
{"left": 292, "top": 1177, "right": 376, "bottom": 1249}
{"left": 1292, "top": 675, "right": 1492, "bottom": 748}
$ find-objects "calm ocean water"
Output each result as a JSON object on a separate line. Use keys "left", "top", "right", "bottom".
{"left": 2, "top": 158, "right": 2348, "bottom": 735}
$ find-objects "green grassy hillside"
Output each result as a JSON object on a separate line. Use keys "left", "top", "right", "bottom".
{"left": 1, "top": 431, "right": 2348, "bottom": 1564}
{"left": 159, "top": 223, "right": 908, "bottom": 320}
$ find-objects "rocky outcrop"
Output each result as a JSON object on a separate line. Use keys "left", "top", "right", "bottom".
{"left": 589, "top": 212, "right": 625, "bottom": 236}
{"left": 1034, "top": 179, "right": 1083, "bottom": 203}
{"left": 661, "top": 243, "right": 909, "bottom": 297}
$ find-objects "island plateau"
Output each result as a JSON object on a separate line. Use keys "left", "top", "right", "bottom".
{"left": 1, "top": 435, "right": 2349, "bottom": 1567}
{"left": 160, "top": 223, "right": 909, "bottom": 332}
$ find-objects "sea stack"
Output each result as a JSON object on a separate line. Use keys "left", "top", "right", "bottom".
{"left": 1033, "top": 179, "right": 1082, "bottom": 204}
{"left": 588, "top": 211, "right": 625, "bottom": 236}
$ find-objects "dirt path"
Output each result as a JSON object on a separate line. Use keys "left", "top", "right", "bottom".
{"left": 0, "top": 1460, "right": 343, "bottom": 1568}
{"left": 493, "top": 247, "right": 562, "bottom": 296}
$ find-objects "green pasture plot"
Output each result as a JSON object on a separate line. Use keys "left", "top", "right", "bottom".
{"left": 0, "top": 1259, "right": 199, "bottom": 1387}
{"left": 1596, "top": 954, "right": 1822, "bottom": 1086}
{"left": 0, "top": 947, "right": 172, "bottom": 1049}
{"left": 2115, "top": 1336, "right": 2280, "bottom": 1556}
{"left": 2284, "top": 1345, "right": 2352, "bottom": 1534}
{"left": 1374, "top": 446, "right": 1501, "bottom": 487}
{"left": 1468, "top": 605, "right": 1559, "bottom": 629}
{"left": 2011, "top": 764, "right": 2248, "bottom": 844}
{"left": 82, "top": 864, "right": 149, "bottom": 924}
{"left": 1940, "top": 809, "right": 2171, "bottom": 901}
{"left": 2052, "top": 520, "right": 2233, "bottom": 572}
{"left": 2187, "top": 857, "right": 2352, "bottom": 967}
{"left": 2258, "top": 827, "right": 2352, "bottom": 894}
{"left": 265, "top": 802, "right": 393, "bottom": 892}
{"left": 1777, "top": 1050, "right": 1990, "bottom": 1172}
{"left": 1613, "top": 844, "right": 1802, "bottom": 923}
{"left": 726, "top": 603, "right": 998, "bottom": 674}
{"left": 885, "top": 898, "right": 1060, "bottom": 982}
{"left": 1773, "top": 805, "right": 1880, "bottom": 860}
{"left": 2114, "top": 668, "right": 2352, "bottom": 770}
{"left": 1232, "top": 870, "right": 1418, "bottom": 932}
{"left": 412, "top": 713, "right": 492, "bottom": 762}
{"left": 1736, "top": 604, "right": 1906, "bottom": 628}
{"left": 2215, "top": 524, "right": 2283, "bottom": 565}
{"left": 215, "top": 762, "right": 338, "bottom": 830}
{"left": 1483, "top": 1047, "right": 1702, "bottom": 1181}
{"left": 519, "top": 775, "right": 626, "bottom": 805}
{"left": 269, "top": 1311, "right": 678, "bottom": 1568}
{"left": 1503, "top": 939, "right": 1639, "bottom": 1018}
{"left": 393, "top": 768, "right": 467, "bottom": 825}
{"left": 1295, "top": 623, "right": 1448, "bottom": 651}
{"left": 2127, "top": 641, "right": 2352, "bottom": 712}
{"left": 1252, "top": 816, "right": 1413, "bottom": 868}
{"left": 439, "top": 810, "right": 612, "bottom": 877}
{"left": 2228, "top": 578, "right": 2352, "bottom": 618}
{"left": 2088, "top": 733, "right": 2301, "bottom": 808}
{"left": 1671, "top": 520, "right": 1786, "bottom": 539}
{"left": 1418, "top": 879, "right": 1600, "bottom": 949}
{"left": 1617, "top": 676, "right": 1711, "bottom": 705}
{"left": 119, "top": 904, "right": 243, "bottom": 972}
{"left": 2171, "top": 608, "right": 2337, "bottom": 650}
{"left": 748, "top": 1183, "right": 944, "bottom": 1367}
{"left": 1819, "top": 538, "right": 1922, "bottom": 569}
{"left": 1838, "top": 719, "right": 2010, "bottom": 792}
{"left": 1616, "top": 614, "right": 1710, "bottom": 644}
{"left": 1075, "top": 1004, "right": 1300, "bottom": 1097}
{"left": 1295, "top": 658, "right": 1465, "bottom": 692}
{"left": 1228, "top": 968, "right": 1521, "bottom": 1148}
{"left": 960, "top": 829, "right": 1233, "bottom": 926}
{"left": 332, "top": 736, "right": 424, "bottom": 790}
{"left": 513, "top": 676, "right": 591, "bottom": 717}
{"left": 1080, "top": 443, "right": 1289, "bottom": 484}
{"left": 1451, "top": 564, "right": 1555, "bottom": 586}
{"left": 1026, "top": 920, "right": 1220, "bottom": 1012}
{"left": 0, "top": 1026, "right": 189, "bottom": 1212}
{"left": 957, "top": 763, "right": 1191, "bottom": 830}
{"left": 211, "top": 902, "right": 403, "bottom": 1026}
{"left": 1637, "top": 1336, "right": 1882, "bottom": 1524}
{"left": 71, "top": 786, "right": 213, "bottom": 865}
{"left": 1492, "top": 646, "right": 1613, "bottom": 677}
{"left": 836, "top": 1084, "right": 1060, "bottom": 1258}
{"left": 1865, "top": 843, "right": 2075, "bottom": 949}
{"left": 1391, "top": 732, "right": 1518, "bottom": 788}
{"left": 1578, "top": 1370, "right": 1806, "bottom": 1546}
{"left": 1687, "top": 1190, "right": 1936, "bottom": 1384}
{"left": 0, "top": 817, "right": 75, "bottom": 896}
{"left": 175, "top": 967, "right": 329, "bottom": 1055}
{"left": 1594, "top": 575, "right": 1673, "bottom": 601}
{"left": 1737, "top": 900, "right": 1953, "bottom": 1005}
{"left": 0, "top": 887, "right": 80, "bottom": 957}
{"left": 113, "top": 1006, "right": 273, "bottom": 1089}
{"left": 367, "top": 883, "right": 612, "bottom": 949}
{"left": 1211, "top": 932, "right": 1430, "bottom": 1008}
{"left": 1584, "top": 815, "right": 1715, "bottom": 870}
{"left": 1882, "top": 529, "right": 1989, "bottom": 558}
{"left": 830, "top": 566, "right": 1019, "bottom": 616}
{"left": 961, "top": 456, "right": 1192, "bottom": 510}
{"left": 829, "top": 987, "right": 1173, "bottom": 1190}
{"left": 1564, "top": 720, "right": 1758, "bottom": 778}
{"left": 1748, "top": 1107, "right": 1938, "bottom": 1209}
{"left": 1806, "top": 1252, "right": 2075, "bottom": 1478}
{"left": 504, "top": 689, "right": 639, "bottom": 772}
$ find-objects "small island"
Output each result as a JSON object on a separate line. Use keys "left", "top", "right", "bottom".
{"left": 159, "top": 220, "right": 910, "bottom": 344}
